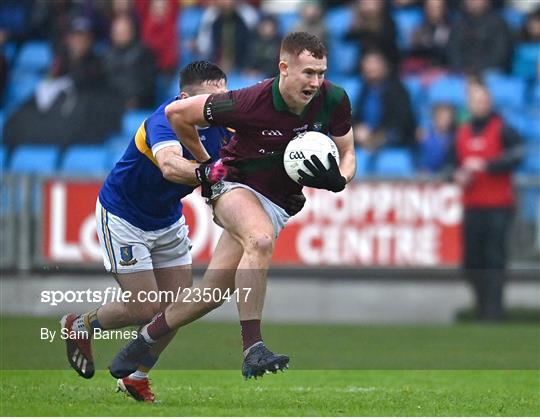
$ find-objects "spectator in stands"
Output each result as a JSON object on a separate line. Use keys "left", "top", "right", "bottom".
{"left": 197, "top": 0, "right": 258, "bottom": 73}
{"left": 30, "top": 0, "right": 109, "bottom": 50}
{"left": 448, "top": 77, "right": 523, "bottom": 321}
{"left": 49, "top": 17, "right": 102, "bottom": 90}
{"left": 406, "top": 0, "right": 451, "bottom": 72}
{"left": 244, "top": 14, "right": 281, "bottom": 78}
{"left": 134, "top": 0, "right": 178, "bottom": 74}
{"left": 104, "top": 15, "right": 156, "bottom": 110}
{"left": 521, "top": 7, "right": 540, "bottom": 43}
{"left": 447, "top": 0, "right": 513, "bottom": 74}
{"left": 97, "top": 0, "right": 139, "bottom": 36}
{"left": 353, "top": 49, "right": 416, "bottom": 154}
{"left": 4, "top": 17, "right": 122, "bottom": 150}
{"left": 293, "top": 0, "right": 327, "bottom": 47}
{"left": 344, "top": 0, "right": 399, "bottom": 69}
{"left": 391, "top": 0, "right": 422, "bottom": 9}
{"left": 417, "top": 103, "right": 456, "bottom": 174}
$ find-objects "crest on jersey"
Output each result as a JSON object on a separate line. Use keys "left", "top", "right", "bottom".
{"left": 312, "top": 122, "right": 323, "bottom": 132}
{"left": 119, "top": 246, "right": 137, "bottom": 266}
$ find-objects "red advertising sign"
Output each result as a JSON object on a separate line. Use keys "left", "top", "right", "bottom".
{"left": 43, "top": 180, "right": 462, "bottom": 267}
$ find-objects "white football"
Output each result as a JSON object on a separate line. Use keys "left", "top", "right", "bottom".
{"left": 283, "top": 131, "right": 340, "bottom": 184}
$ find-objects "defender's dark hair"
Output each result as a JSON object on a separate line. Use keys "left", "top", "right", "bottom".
{"left": 179, "top": 60, "right": 226, "bottom": 91}
{"left": 280, "top": 31, "right": 327, "bottom": 59}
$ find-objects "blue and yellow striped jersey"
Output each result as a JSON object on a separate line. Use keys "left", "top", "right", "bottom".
{"left": 99, "top": 97, "right": 230, "bottom": 231}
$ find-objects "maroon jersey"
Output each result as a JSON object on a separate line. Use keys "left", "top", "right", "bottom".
{"left": 203, "top": 77, "right": 352, "bottom": 209}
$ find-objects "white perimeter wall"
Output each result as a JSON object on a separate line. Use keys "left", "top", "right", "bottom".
{"left": 1, "top": 275, "right": 539, "bottom": 323}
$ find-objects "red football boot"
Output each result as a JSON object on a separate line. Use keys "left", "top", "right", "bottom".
{"left": 60, "top": 313, "right": 95, "bottom": 379}
{"left": 117, "top": 377, "right": 156, "bottom": 403}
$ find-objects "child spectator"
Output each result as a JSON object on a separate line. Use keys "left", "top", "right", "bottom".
{"left": 418, "top": 103, "right": 456, "bottom": 174}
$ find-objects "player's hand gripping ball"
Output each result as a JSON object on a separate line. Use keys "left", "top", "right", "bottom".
{"left": 283, "top": 131, "right": 345, "bottom": 192}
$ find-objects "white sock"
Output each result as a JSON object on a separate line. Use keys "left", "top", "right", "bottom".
{"left": 140, "top": 325, "right": 156, "bottom": 344}
{"left": 128, "top": 370, "right": 148, "bottom": 380}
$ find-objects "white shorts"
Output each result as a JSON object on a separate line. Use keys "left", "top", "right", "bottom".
{"left": 209, "top": 181, "right": 290, "bottom": 237}
{"left": 95, "top": 199, "right": 192, "bottom": 274}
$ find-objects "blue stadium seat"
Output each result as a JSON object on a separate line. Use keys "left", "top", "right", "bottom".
{"left": 523, "top": 113, "right": 540, "bottom": 143}
{"left": 0, "top": 145, "right": 6, "bottom": 172}
{"left": 501, "top": 7, "right": 525, "bottom": 31}
{"left": 392, "top": 8, "right": 424, "bottom": 50}
{"left": 427, "top": 75, "right": 466, "bottom": 107}
{"left": 533, "top": 82, "right": 540, "bottom": 107}
{"left": 61, "top": 145, "right": 110, "bottom": 175}
{"left": 327, "top": 39, "right": 359, "bottom": 76}
{"left": 373, "top": 148, "right": 415, "bottom": 178}
{"left": 226, "top": 72, "right": 263, "bottom": 91}
{"left": 518, "top": 144, "right": 540, "bottom": 222}
{"left": 330, "top": 76, "right": 362, "bottom": 107}
{"left": 0, "top": 111, "right": 4, "bottom": 142}
{"left": 14, "top": 41, "right": 52, "bottom": 74}
{"left": 277, "top": 11, "right": 300, "bottom": 36}
{"left": 122, "top": 110, "right": 151, "bottom": 136}
{"left": 501, "top": 108, "right": 540, "bottom": 143}
{"left": 9, "top": 145, "right": 60, "bottom": 174}
{"left": 520, "top": 144, "right": 540, "bottom": 175}
{"left": 502, "top": 108, "right": 526, "bottom": 136}
{"left": 178, "top": 6, "right": 204, "bottom": 40}
{"left": 485, "top": 72, "right": 526, "bottom": 109}
{"left": 512, "top": 43, "right": 540, "bottom": 80}
{"left": 519, "top": 188, "right": 540, "bottom": 223}
{"left": 4, "top": 73, "right": 41, "bottom": 111}
{"left": 325, "top": 6, "right": 353, "bottom": 40}
{"left": 106, "top": 134, "right": 131, "bottom": 167}
{"left": 354, "top": 147, "right": 371, "bottom": 179}
{"left": 3, "top": 41, "right": 17, "bottom": 65}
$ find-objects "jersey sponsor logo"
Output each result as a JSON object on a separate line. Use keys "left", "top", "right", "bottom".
{"left": 261, "top": 129, "right": 283, "bottom": 136}
{"left": 119, "top": 246, "right": 138, "bottom": 266}
{"left": 312, "top": 122, "right": 323, "bottom": 132}
{"left": 204, "top": 106, "right": 214, "bottom": 121}
{"left": 293, "top": 124, "right": 309, "bottom": 132}
{"left": 289, "top": 151, "right": 306, "bottom": 160}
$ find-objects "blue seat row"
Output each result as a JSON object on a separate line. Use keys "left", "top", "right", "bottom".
{"left": 355, "top": 147, "right": 416, "bottom": 179}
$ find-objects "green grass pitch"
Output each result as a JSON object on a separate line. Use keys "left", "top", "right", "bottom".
{"left": 1, "top": 317, "right": 539, "bottom": 416}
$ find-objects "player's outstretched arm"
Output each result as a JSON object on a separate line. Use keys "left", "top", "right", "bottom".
{"left": 332, "top": 127, "right": 356, "bottom": 183}
{"left": 165, "top": 95, "right": 212, "bottom": 163}
{"left": 155, "top": 146, "right": 199, "bottom": 186}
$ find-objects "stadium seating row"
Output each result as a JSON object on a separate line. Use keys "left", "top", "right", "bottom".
{"left": 3, "top": 139, "right": 539, "bottom": 178}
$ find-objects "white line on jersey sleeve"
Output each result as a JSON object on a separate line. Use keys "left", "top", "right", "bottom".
{"left": 152, "top": 140, "right": 182, "bottom": 158}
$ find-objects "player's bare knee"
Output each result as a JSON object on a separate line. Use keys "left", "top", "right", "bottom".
{"left": 245, "top": 233, "right": 274, "bottom": 258}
